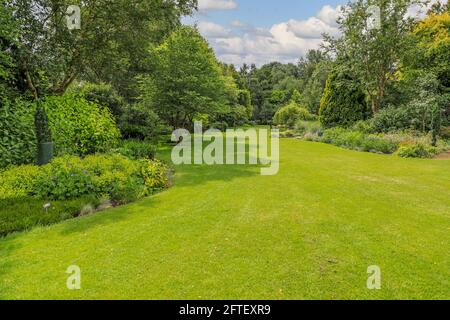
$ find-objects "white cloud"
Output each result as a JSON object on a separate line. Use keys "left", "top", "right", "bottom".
{"left": 192, "top": 4, "right": 343, "bottom": 66}
{"left": 406, "top": 0, "right": 447, "bottom": 19}
{"left": 198, "top": 0, "right": 238, "bottom": 11}
{"left": 317, "top": 5, "right": 343, "bottom": 27}
{"left": 197, "top": 21, "right": 232, "bottom": 38}
{"left": 287, "top": 17, "right": 340, "bottom": 39}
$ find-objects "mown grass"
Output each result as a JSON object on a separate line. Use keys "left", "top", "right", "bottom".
{"left": 0, "top": 138, "right": 449, "bottom": 299}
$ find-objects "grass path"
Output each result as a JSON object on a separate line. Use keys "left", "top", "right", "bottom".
{"left": 0, "top": 139, "right": 449, "bottom": 299}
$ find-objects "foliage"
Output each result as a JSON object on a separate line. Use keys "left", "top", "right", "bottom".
{"left": 395, "top": 142, "right": 439, "bottom": 158}
{"left": 119, "top": 103, "right": 166, "bottom": 141}
{"left": 371, "top": 73, "right": 442, "bottom": 133}
{"left": 295, "top": 121, "right": 323, "bottom": 136}
{"left": 405, "top": 11, "right": 450, "bottom": 124}
{"left": 0, "top": 164, "right": 41, "bottom": 199}
{"left": 441, "top": 126, "right": 450, "bottom": 139}
{"left": 0, "top": 4, "right": 19, "bottom": 99}
{"left": 325, "top": 0, "right": 422, "bottom": 113}
{"left": 242, "top": 62, "right": 302, "bottom": 123}
{"left": 43, "top": 95, "right": 120, "bottom": 156}
{"left": 0, "top": 154, "right": 168, "bottom": 204}
{"left": 273, "top": 101, "right": 315, "bottom": 128}
{"left": 0, "top": 99, "right": 37, "bottom": 168}
{"left": 69, "top": 82, "right": 126, "bottom": 119}
{"left": 6, "top": 0, "right": 198, "bottom": 100}
{"left": 0, "top": 196, "right": 99, "bottom": 237}
{"left": 320, "top": 128, "right": 399, "bottom": 154}
{"left": 31, "top": 154, "right": 168, "bottom": 202}
{"left": 319, "top": 69, "right": 370, "bottom": 127}
{"left": 116, "top": 140, "right": 157, "bottom": 160}
{"left": 140, "top": 26, "right": 229, "bottom": 128}
{"left": 298, "top": 50, "right": 333, "bottom": 114}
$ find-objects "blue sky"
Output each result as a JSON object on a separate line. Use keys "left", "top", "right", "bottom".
{"left": 183, "top": 0, "right": 348, "bottom": 66}
{"left": 195, "top": 0, "right": 345, "bottom": 28}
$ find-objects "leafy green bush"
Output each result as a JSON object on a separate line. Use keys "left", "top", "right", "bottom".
{"left": 0, "top": 164, "right": 41, "bottom": 199}
{"left": 119, "top": 103, "right": 166, "bottom": 141}
{"left": 32, "top": 154, "right": 168, "bottom": 202}
{"left": 370, "top": 105, "right": 423, "bottom": 133}
{"left": 70, "top": 82, "right": 126, "bottom": 119}
{"left": 395, "top": 143, "right": 439, "bottom": 158}
{"left": 116, "top": 140, "right": 157, "bottom": 160}
{"left": 440, "top": 126, "right": 450, "bottom": 139}
{"left": 0, "top": 99, "right": 37, "bottom": 168}
{"left": 0, "top": 154, "right": 168, "bottom": 203}
{"left": 44, "top": 95, "right": 120, "bottom": 156}
{"left": 0, "top": 196, "right": 99, "bottom": 237}
{"left": 0, "top": 154, "right": 169, "bottom": 236}
{"left": 273, "top": 101, "right": 315, "bottom": 128}
{"left": 295, "top": 121, "right": 323, "bottom": 136}
{"left": 320, "top": 128, "right": 398, "bottom": 154}
{"left": 319, "top": 70, "right": 370, "bottom": 127}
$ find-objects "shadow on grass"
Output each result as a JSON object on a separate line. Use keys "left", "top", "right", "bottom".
{"left": 57, "top": 163, "right": 260, "bottom": 236}
{"left": 0, "top": 233, "right": 23, "bottom": 299}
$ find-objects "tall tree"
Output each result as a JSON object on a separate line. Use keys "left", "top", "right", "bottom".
{"left": 6, "top": 0, "right": 198, "bottom": 100}
{"left": 325, "top": 0, "right": 424, "bottom": 113}
{"left": 140, "top": 26, "right": 230, "bottom": 129}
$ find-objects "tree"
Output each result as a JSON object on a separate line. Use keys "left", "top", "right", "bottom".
{"left": 3, "top": 0, "right": 197, "bottom": 162}
{"left": 298, "top": 50, "right": 333, "bottom": 114}
{"left": 325, "top": 0, "right": 424, "bottom": 113}
{"left": 406, "top": 11, "right": 450, "bottom": 124}
{"left": 140, "top": 26, "right": 229, "bottom": 129}
{"left": 7, "top": 0, "right": 198, "bottom": 100}
{"left": 0, "top": 3, "right": 19, "bottom": 101}
{"left": 319, "top": 68, "right": 370, "bottom": 127}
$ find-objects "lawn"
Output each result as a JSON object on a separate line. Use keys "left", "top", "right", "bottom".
{"left": 0, "top": 138, "right": 449, "bottom": 300}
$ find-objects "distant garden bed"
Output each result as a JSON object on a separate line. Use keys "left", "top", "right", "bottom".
{"left": 278, "top": 121, "right": 450, "bottom": 159}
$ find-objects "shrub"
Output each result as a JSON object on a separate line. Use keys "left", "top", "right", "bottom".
{"left": 351, "top": 120, "right": 373, "bottom": 134}
{"left": 119, "top": 103, "right": 166, "bottom": 141}
{"left": 43, "top": 95, "right": 120, "bottom": 156}
{"left": 370, "top": 105, "right": 425, "bottom": 133}
{"left": 0, "top": 196, "right": 99, "bottom": 237}
{"left": 319, "top": 70, "right": 370, "bottom": 127}
{"left": 0, "top": 164, "right": 41, "bottom": 199}
{"left": 0, "top": 154, "right": 168, "bottom": 203}
{"left": 440, "top": 126, "right": 450, "bottom": 139}
{"left": 320, "top": 128, "right": 398, "bottom": 154}
{"left": 295, "top": 121, "right": 323, "bottom": 136}
{"left": 116, "top": 140, "right": 157, "bottom": 160}
{"left": 32, "top": 154, "right": 168, "bottom": 202}
{"left": 0, "top": 99, "right": 37, "bottom": 168}
{"left": 273, "top": 101, "right": 315, "bottom": 128}
{"left": 70, "top": 82, "right": 126, "bottom": 119}
{"left": 396, "top": 143, "right": 439, "bottom": 158}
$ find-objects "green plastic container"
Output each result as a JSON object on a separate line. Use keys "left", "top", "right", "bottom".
{"left": 37, "top": 142, "right": 54, "bottom": 165}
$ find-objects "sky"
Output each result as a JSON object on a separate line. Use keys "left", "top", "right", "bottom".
{"left": 183, "top": 0, "right": 445, "bottom": 67}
